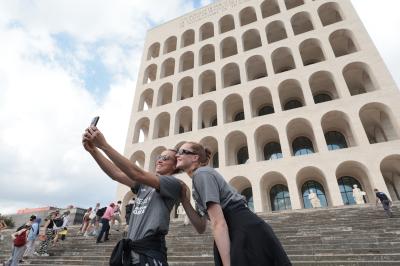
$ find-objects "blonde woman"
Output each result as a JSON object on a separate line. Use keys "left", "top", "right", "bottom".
{"left": 178, "top": 142, "right": 291, "bottom": 266}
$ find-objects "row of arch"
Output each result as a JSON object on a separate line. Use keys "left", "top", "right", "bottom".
{"left": 134, "top": 103, "right": 399, "bottom": 167}
{"left": 144, "top": 27, "right": 357, "bottom": 84}
{"left": 229, "top": 155, "right": 400, "bottom": 212}
{"left": 139, "top": 62, "right": 377, "bottom": 113}
{"left": 147, "top": 1, "right": 343, "bottom": 60}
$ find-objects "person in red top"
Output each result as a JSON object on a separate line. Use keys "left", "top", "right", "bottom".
{"left": 5, "top": 223, "right": 31, "bottom": 266}
{"left": 97, "top": 203, "right": 115, "bottom": 243}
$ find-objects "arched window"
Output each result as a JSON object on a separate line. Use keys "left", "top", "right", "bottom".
{"left": 199, "top": 44, "right": 215, "bottom": 66}
{"left": 272, "top": 47, "right": 295, "bottom": 74}
{"left": 220, "top": 37, "right": 238, "bottom": 58}
{"left": 264, "top": 142, "right": 283, "bottom": 160}
{"left": 237, "top": 146, "right": 249, "bottom": 164}
{"left": 293, "top": 137, "right": 314, "bottom": 156}
{"left": 261, "top": 0, "right": 280, "bottom": 18}
{"left": 242, "top": 29, "right": 262, "bottom": 51}
{"left": 266, "top": 20, "right": 287, "bottom": 44}
{"left": 242, "top": 187, "right": 254, "bottom": 211}
{"left": 313, "top": 93, "right": 332, "bottom": 104}
{"left": 302, "top": 180, "right": 328, "bottom": 208}
{"left": 338, "top": 176, "right": 365, "bottom": 205}
{"left": 258, "top": 105, "right": 274, "bottom": 116}
{"left": 246, "top": 55, "right": 267, "bottom": 81}
{"left": 318, "top": 2, "right": 343, "bottom": 26}
{"left": 343, "top": 62, "right": 376, "bottom": 96}
{"left": 325, "top": 131, "right": 348, "bottom": 150}
{"left": 219, "top": 15, "right": 235, "bottom": 33}
{"left": 200, "top": 22, "right": 214, "bottom": 41}
{"left": 270, "top": 184, "right": 291, "bottom": 211}
{"left": 240, "top": 7, "right": 257, "bottom": 26}
{"left": 299, "top": 38, "right": 325, "bottom": 66}
{"left": 179, "top": 52, "right": 194, "bottom": 72}
{"left": 284, "top": 99, "right": 303, "bottom": 110}
{"left": 147, "top": 43, "right": 160, "bottom": 60}
{"left": 181, "top": 29, "right": 194, "bottom": 48}
{"left": 222, "top": 63, "right": 241, "bottom": 88}
{"left": 330, "top": 29, "right": 358, "bottom": 57}
{"left": 291, "top": 12, "right": 314, "bottom": 35}
{"left": 163, "top": 36, "right": 177, "bottom": 54}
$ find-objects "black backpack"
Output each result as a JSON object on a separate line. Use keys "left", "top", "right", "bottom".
{"left": 96, "top": 207, "right": 107, "bottom": 217}
{"left": 54, "top": 218, "right": 63, "bottom": 227}
{"left": 125, "top": 204, "right": 133, "bottom": 216}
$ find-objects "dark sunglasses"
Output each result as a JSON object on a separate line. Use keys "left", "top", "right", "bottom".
{"left": 156, "top": 155, "right": 173, "bottom": 161}
{"left": 177, "top": 149, "right": 197, "bottom": 156}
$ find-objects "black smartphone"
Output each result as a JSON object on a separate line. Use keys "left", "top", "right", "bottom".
{"left": 90, "top": 116, "right": 100, "bottom": 127}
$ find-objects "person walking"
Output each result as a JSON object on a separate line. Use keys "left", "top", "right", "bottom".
{"left": 86, "top": 203, "right": 100, "bottom": 237}
{"left": 82, "top": 125, "right": 181, "bottom": 265}
{"left": 125, "top": 197, "right": 135, "bottom": 226}
{"left": 177, "top": 141, "right": 291, "bottom": 266}
{"left": 4, "top": 223, "right": 31, "bottom": 266}
{"left": 111, "top": 201, "right": 123, "bottom": 231}
{"left": 374, "top": 188, "right": 393, "bottom": 217}
{"left": 0, "top": 219, "right": 8, "bottom": 241}
{"left": 23, "top": 217, "right": 41, "bottom": 258}
{"left": 35, "top": 212, "right": 57, "bottom": 257}
{"left": 96, "top": 203, "right": 114, "bottom": 243}
{"left": 81, "top": 207, "right": 92, "bottom": 235}
{"left": 53, "top": 211, "right": 71, "bottom": 244}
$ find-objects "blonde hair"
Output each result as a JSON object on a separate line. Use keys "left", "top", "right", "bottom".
{"left": 186, "top": 142, "right": 211, "bottom": 166}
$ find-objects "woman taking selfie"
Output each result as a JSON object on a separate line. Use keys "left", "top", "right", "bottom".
{"left": 177, "top": 142, "right": 291, "bottom": 266}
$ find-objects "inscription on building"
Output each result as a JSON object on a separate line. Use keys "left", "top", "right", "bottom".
{"left": 179, "top": 0, "right": 252, "bottom": 28}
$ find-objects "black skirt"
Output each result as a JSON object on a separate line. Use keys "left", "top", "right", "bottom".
{"left": 213, "top": 202, "right": 291, "bottom": 266}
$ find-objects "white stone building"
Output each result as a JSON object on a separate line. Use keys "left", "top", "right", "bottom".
{"left": 117, "top": 0, "right": 400, "bottom": 214}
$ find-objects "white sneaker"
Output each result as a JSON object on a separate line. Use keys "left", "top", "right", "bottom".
{"left": 41, "top": 253, "right": 49, "bottom": 257}
{"left": 33, "top": 252, "right": 39, "bottom": 256}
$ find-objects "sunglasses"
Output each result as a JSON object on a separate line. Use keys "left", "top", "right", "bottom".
{"left": 156, "top": 155, "right": 173, "bottom": 161}
{"left": 177, "top": 149, "right": 197, "bottom": 156}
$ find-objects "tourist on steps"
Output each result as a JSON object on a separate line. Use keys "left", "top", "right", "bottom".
{"left": 374, "top": 188, "right": 393, "bottom": 218}
{"left": 4, "top": 223, "right": 31, "bottom": 266}
{"left": 82, "top": 125, "right": 181, "bottom": 265}
{"left": 34, "top": 211, "right": 58, "bottom": 257}
{"left": 96, "top": 202, "right": 114, "bottom": 243}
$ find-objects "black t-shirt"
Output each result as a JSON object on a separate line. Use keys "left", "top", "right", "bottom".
{"left": 376, "top": 192, "right": 389, "bottom": 202}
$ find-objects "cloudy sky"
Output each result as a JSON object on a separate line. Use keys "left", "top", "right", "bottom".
{"left": 0, "top": 0, "right": 399, "bottom": 215}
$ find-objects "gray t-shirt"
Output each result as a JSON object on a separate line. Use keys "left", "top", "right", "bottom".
{"left": 128, "top": 175, "right": 181, "bottom": 239}
{"left": 192, "top": 167, "right": 244, "bottom": 217}
{"left": 128, "top": 175, "right": 181, "bottom": 262}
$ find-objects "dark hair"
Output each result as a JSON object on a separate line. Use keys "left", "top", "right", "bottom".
{"left": 186, "top": 142, "right": 211, "bottom": 166}
{"left": 117, "top": 201, "right": 122, "bottom": 204}
{"left": 165, "top": 148, "right": 181, "bottom": 174}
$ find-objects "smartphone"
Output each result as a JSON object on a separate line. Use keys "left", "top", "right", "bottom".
{"left": 90, "top": 116, "right": 100, "bottom": 127}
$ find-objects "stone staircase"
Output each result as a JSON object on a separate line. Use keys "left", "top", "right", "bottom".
{"left": 1, "top": 203, "right": 400, "bottom": 265}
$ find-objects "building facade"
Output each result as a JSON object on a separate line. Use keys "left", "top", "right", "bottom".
{"left": 117, "top": 0, "right": 400, "bottom": 214}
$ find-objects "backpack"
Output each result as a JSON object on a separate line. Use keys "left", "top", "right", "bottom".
{"left": 54, "top": 218, "right": 63, "bottom": 227}
{"left": 96, "top": 207, "right": 107, "bottom": 217}
{"left": 16, "top": 224, "right": 25, "bottom": 232}
{"left": 14, "top": 230, "right": 27, "bottom": 247}
{"left": 125, "top": 204, "right": 133, "bottom": 216}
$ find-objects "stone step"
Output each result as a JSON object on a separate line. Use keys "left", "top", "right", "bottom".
{"left": 1, "top": 204, "right": 400, "bottom": 265}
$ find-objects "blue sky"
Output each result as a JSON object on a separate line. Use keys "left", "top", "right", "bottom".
{"left": 0, "top": 0, "right": 399, "bottom": 215}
